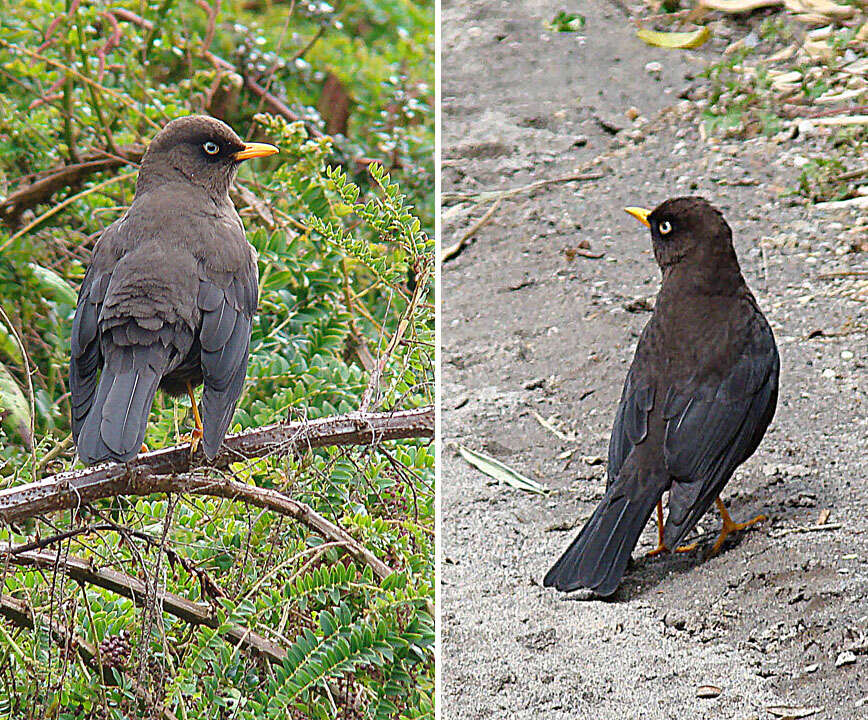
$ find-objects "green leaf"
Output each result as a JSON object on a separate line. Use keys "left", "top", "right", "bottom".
{"left": 0, "top": 362, "right": 31, "bottom": 448}
{"left": 28, "top": 263, "right": 78, "bottom": 306}
{"left": 546, "top": 11, "right": 585, "bottom": 32}
{"left": 0, "top": 321, "right": 23, "bottom": 365}
{"left": 458, "top": 445, "right": 548, "bottom": 495}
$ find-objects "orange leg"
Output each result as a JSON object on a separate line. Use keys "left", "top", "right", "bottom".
{"left": 647, "top": 499, "right": 700, "bottom": 555}
{"left": 673, "top": 539, "right": 699, "bottom": 553}
{"left": 646, "top": 500, "right": 668, "bottom": 557}
{"left": 185, "top": 382, "right": 203, "bottom": 456}
{"left": 709, "top": 497, "right": 766, "bottom": 555}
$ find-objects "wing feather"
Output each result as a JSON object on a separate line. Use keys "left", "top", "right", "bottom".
{"left": 198, "top": 260, "right": 258, "bottom": 459}
{"left": 607, "top": 326, "right": 656, "bottom": 486}
{"left": 663, "top": 316, "right": 779, "bottom": 548}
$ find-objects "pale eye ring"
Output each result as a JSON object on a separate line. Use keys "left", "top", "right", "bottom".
{"left": 659, "top": 220, "right": 672, "bottom": 235}
{"left": 203, "top": 141, "right": 220, "bottom": 155}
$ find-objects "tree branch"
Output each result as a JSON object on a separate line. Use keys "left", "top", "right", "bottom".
{"left": 0, "top": 407, "right": 432, "bottom": 577}
{"left": 0, "top": 145, "right": 144, "bottom": 228}
{"left": 203, "top": 50, "right": 326, "bottom": 140}
{"left": 4, "top": 550, "right": 287, "bottom": 664}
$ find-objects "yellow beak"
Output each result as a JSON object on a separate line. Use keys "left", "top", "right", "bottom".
{"left": 624, "top": 206, "right": 651, "bottom": 228}
{"left": 233, "top": 142, "right": 279, "bottom": 161}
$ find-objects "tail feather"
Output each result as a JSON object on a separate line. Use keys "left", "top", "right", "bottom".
{"left": 76, "top": 346, "right": 168, "bottom": 465}
{"left": 544, "top": 469, "right": 667, "bottom": 596}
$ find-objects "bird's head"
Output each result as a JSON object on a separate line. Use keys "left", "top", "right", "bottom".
{"left": 624, "top": 197, "right": 736, "bottom": 271}
{"left": 138, "top": 115, "right": 278, "bottom": 198}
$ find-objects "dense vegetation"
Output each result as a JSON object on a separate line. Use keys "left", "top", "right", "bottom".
{"left": 0, "top": 1, "right": 434, "bottom": 718}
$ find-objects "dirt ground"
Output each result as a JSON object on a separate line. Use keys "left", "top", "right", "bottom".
{"left": 440, "top": 1, "right": 867, "bottom": 718}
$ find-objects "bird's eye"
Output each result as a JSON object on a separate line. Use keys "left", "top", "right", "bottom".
{"left": 203, "top": 141, "right": 220, "bottom": 155}
{"left": 659, "top": 220, "right": 672, "bottom": 235}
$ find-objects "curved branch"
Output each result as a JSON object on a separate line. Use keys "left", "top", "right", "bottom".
{"left": 0, "top": 145, "right": 144, "bottom": 228}
{"left": 4, "top": 550, "right": 286, "bottom": 663}
{"left": 0, "top": 407, "right": 433, "bottom": 577}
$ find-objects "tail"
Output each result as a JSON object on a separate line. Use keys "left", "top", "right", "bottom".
{"left": 76, "top": 344, "right": 169, "bottom": 465}
{"left": 543, "top": 468, "right": 667, "bottom": 596}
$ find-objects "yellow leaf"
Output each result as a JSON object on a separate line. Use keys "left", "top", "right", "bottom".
{"left": 636, "top": 26, "right": 711, "bottom": 49}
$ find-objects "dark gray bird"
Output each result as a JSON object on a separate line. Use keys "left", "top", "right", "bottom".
{"left": 544, "top": 197, "right": 779, "bottom": 596}
{"left": 70, "top": 115, "right": 277, "bottom": 465}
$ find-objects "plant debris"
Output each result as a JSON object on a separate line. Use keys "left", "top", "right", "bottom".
{"left": 637, "top": 26, "right": 712, "bottom": 49}
{"left": 458, "top": 445, "right": 549, "bottom": 495}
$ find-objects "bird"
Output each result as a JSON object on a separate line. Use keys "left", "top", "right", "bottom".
{"left": 543, "top": 197, "right": 779, "bottom": 596}
{"left": 70, "top": 115, "right": 278, "bottom": 465}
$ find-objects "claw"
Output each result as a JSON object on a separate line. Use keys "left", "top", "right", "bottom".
{"left": 709, "top": 497, "right": 766, "bottom": 555}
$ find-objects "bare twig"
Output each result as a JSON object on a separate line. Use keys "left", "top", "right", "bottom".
{"left": 441, "top": 197, "right": 502, "bottom": 262}
{"left": 833, "top": 166, "right": 868, "bottom": 182}
{"left": 292, "top": 25, "right": 326, "bottom": 62}
{"left": 781, "top": 104, "right": 868, "bottom": 119}
{"left": 194, "top": 0, "right": 218, "bottom": 54}
{"left": 0, "top": 305, "right": 36, "bottom": 469}
{"left": 36, "top": 434, "right": 74, "bottom": 474}
{"left": 0, "top": 39, "right": 161, "bottom": 130}
{"left": 769, "top": 523, "right": 843, "bottom": 537}
{"left": 816, "top": 271, "right": 868, "bottom": 280}
{"left": 0, "top": 171, "right": 137, "bottom": 252}
{"left": 111, "top": 8, "right": 154, "bottom": 30}
{"left": 5, "top": 549, "right": 288, "bottom": 664}
{"left": 359, "top": 263, "right": 432, "bottom": 412}
{"left": 442, "top": 170, "right": 606, "bottom": 205}
{"left": 137, "top": 494, "right": 174, "bottom": 686}
{"left": 203, "top": 50, "right": 326, "bottom": 139}
{"left": 341, "top": 258, "right": 377, "bottom": 372}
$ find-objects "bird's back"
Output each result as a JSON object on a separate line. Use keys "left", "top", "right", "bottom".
{"left": 71, "top": 184, "right": 257, "bottom": 464}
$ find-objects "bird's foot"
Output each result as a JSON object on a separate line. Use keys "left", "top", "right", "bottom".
{"left": 183, "top": 381, "right": 204, "bottom": 458}
{"left": 646, "top": 542, "right": 668, "bottom": 557}
{"left": 673, "top": 541, "right": 699, "bottom": 553}
{"left": 709, "top": 511, "right": 766, "bottom": 556}
{"left": 179, "top": 428, "right": 203, "bottom": 457}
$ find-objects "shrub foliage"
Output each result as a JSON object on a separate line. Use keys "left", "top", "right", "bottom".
{"left": 0, "top": 1, "right": 434, "bottom": 718}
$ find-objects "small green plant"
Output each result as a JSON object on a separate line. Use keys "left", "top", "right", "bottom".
{"left": 546, "top": 11, "right": 585, "bottom": 32}
{"left": 795, "top": 158, "right": 851, "bottom": 202}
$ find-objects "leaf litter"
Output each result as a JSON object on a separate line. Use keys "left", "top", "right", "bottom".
{"left": 458, "top": 445, "right": 549, "bottom": 495}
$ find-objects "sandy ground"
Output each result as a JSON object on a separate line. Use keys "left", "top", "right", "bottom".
{"left": 440, "top": 1, "right": 868, "bottom": 718}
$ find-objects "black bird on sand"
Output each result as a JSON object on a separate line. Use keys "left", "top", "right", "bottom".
{"left": 544, "top": 197, "right": 779, "bottom": 596}
{"left": 70, "top": 115, "right": 278, "bottom": 465}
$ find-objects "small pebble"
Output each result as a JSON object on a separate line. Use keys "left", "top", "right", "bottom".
{"left": 841, "top": 350, "right": 853, "bottom": 360}
{"left": 835, "top": 651, "right": 857, "bottom": 667}
{"left": 797, "top": 120, "right": 815, "bottom": 138}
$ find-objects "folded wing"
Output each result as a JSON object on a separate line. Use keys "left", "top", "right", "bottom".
{"left": 662, "top": 315, "right": 779, "bottom": 548}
